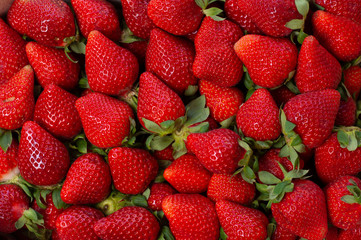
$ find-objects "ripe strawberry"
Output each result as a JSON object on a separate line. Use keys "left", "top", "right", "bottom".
{"left": 344, "top": 65, "right": 361, "bottom": 99}
{"left": 271, "top": 86, "right": 296, "bottom": 107}
{"left": 0, "top": 140, "right": 18, "bottom": 181}
{"left": 120, "top": 40, "right": 148, "bottom": 66}
{"left": 338, "top": 227, "right": 361, "bottom": 240}
{"left": 7, "top": 0, "right": 75, "bottom": 47}
{"left": 108, "top": 147, "right": 158, "bottom": 195}
{"left": 312, "top": 10, "right": 361, "bottom": 62}
{"left": 93, "top": 206, "right": 160, "bottom": 240}
{"left": 207, "top": 173, "right": 255, "bottom": 205}
{"left": 234, "top": 34, "right": 298, "bottom": 88}
{"left": 217, "top": 201, "right": 268, "bottom": 240}
{"left": 56, "top": 206, "right": 103, "bottom": 240}
{"left": 283, "top": 89, "right": 340, "bottom": 149}
{"left": 18, "top": 121, "right": 70, "bottom": 186}
{"left": 0, "top": 65, "right": 34, "bottom": 130}
{"left": 325, "top": 226, "right": 339, "bottom": 240}
{"left": 272, "top": 224, "right": 297, "bottom": 240}
{"left": 236, "top": 88, "right": 281, "bottom": 141}
{"left": 34, "top": 84, "right": 82, "bottom": 139}
{"left": 0, "top": 19, "right": 28, "bottom": 85}
{"left": 146, "top": 28, "right": 197, "bottom": 94}
{"left": 25, "top": 42, "right": 80, "bottom": 91}
{"left": 75, "top": 92, "right": 134, "bottom": 148}
{"left": 71, "top": 0, "right": 121, "bottom": 41}
{"left": 137, "top": 72, "right": 185, "bottom": 130}
{"left": 164, "top": 154, "right": 212, "bottom": 194}
{"left": 315, "top": 0, "right": 361, "bottom": 24}
{"left": 193, "top": 17, "right": 243, "bottom": 87}
{"left": 295, "top": 35, "right": 342, "bottom": 93}
{"left": 61, "top": 153, "right": 111, "bottom": 205}
{"left": 335, "top": 97, "right": 356, "bottom": 126}
{"left": 271, "top": 179, "right": 328, "bottom": 240}
{"left": 162, "top": 194, "right": 220, "bottom": 240}
{"left": 147, "top": 183, "right": 177, "bottom": 211}
{"left": 86, "top": 30, "right": 139, "bottom": 96}
{"left": 154, "top": 145, "right": 175, "bottom": 161}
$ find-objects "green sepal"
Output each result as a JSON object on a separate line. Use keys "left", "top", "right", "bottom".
{"left": 184, "top": 95, "right": 210, "bottom": 127}
{"left": 266, "top": 223, "right": 277, "bottom": 240}
{"left": 341, "top": 179, "right": 361, "bottom": 204}
{"left": 297, "top": 29, "right": 309, "bottom": 44}
{"left": 130, "top": 194, "right": 148, "bottom": 208}
{"left": 285, "top": 80, "right": 300, "bottom": 95}
{"left": 240, "top": 165, "right": 256, "bottom": 184}
{"left": 220, "top": 116, "right": 235, "bottom": 129}
{"left": 157, "top": 226, "right": 175, "bottom": 240}
{"left": 33, "top": 189, "right": 51, "bottom": 209}
{"left": 220, "top": 227, "right": 228, "bottom": 240}
{"left": 203, "top": 8, "right": 225, "bottom": 21}
{"left": 150, "top": 135, "right": 174, "bottom": 151}
{"left": 314, "top": 3, "right": 325, "bottom": 10}
{"left": 295, "top": 0, "right": 309, "bottom": 17}
{"left": 238, "top": 140, "right": 253, "bottom": 167}
{"left": 285, "top": 19, "right": 304, "bottom": 30}
{"left": 153, "top": 210, "right": 165, "bottom": 221}
{"left": 143, "top": 118, "right": 164, "bottom": 134}
{"left": 154, "top": 160, "right": 173, "bottom": 183}
{"left": 69, "top": 41, "right": 86, "bottom": 55}
{"left": 0, "top": 129, "right": 12, "bottom": 153}
{"left": 64, "top": 46, "right": 78, "bottom": 63}
{"left": 121, "top": 23, "right": 145, "bottom": 44}
{"left": 96, "top": 190, "right": 128, "bottom": 216}
{"left": 184, "top": 85, "right": 199, "bottom": 96}
{"left": 15, "top": 208, "right": 48, "bottom": 240}
{"left": 79, "top": 77, "right": 90, "bottom": 89}
{"left": 188, "top": 122, "right": 209, "bottom": 134}
{"left": 142, "top": 188, "right": 151, "bottom": 200}
{"left": 52, "top": 188, "right": 68, "bottom": 210}
{"left": 258, "top": 171, "right": 282, "bottom": 185}
{"left": 335, "top": 126, "right": 361, "bottom": 151}
{"left": 69, "top": 133, "right": 88, "bottom": 154}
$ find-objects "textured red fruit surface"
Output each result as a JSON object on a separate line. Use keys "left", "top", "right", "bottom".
{"left": 147, "top": 183, "right": 177, "bottom": 211}
{"left": 0, "top": 140, "right": 18, "bottom": 182}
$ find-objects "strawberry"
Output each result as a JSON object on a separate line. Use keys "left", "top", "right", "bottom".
{"left": 272, "top": 224, "right": 297, "bottom": 240}
{"left": 217, "top": 200, "right": 268, "bottom": 240}
{"left": 25, "top": 42, "right": 80, "bottom": 91}
{"left": 71, "top": 0, "right": 121, "bottom": 41}
{"left": 338, "top": 227, "right": 361, "bottom": 240}
{"left": 295, "top": 35, "right": 342, "bottom": 93}
{"left": 325, "top": 226, "right": 339, "bottom": 240}
{"left": 271, "top": 86, "right": 296, "bottom": 107}
{"left": 283, "top": 89, "right": 340, "bottom": 149}
{"left": 234, "top": 34, "right": 298, "bottom": 88}
{"left": 120, "top": 40, "right": 148, "bottom": 66}
{"left": 236, "top": 88, "right": 281, "bottom": 141}
{"left": 0, "top": 140, "right": 18, "bottom": 181}
{"left": 207, "top": 173, "right": 255, "bottom": 205}
{"left": 0, "top": 65, "right": 34, "bottom": 130}
{"left": 86, "top": 30, "right": 139, "bottom": 96}
{"left": 199, "top": 79, "right": 244, "bottom": 123}
{"left": 34, "top": 84, "right": 82, "bottom": 139}
{"left": 56, "top": 205, "right": 103, "bottom": 240}
{"left": 312, "top": 10, "right": 361, "bottom": 62}
{"left": 18, "top": 121, "right": 70, "bottom": 186}
{"left": 154, "top": 145, "right": 175, "bottom": 161}
{"left": 147, "top": 183, "right": 177, "bottom": 211}
{"left": 61, "top": 153, "right": 111, "bottom": 205}
{"left": 344, "top": 65, "right": 361, "bottom": 99}
{"left": 163, "top": 154, "right": 212, "bottom": 194}
{"left": 146, "top": 28, "right": 197, "bottom": 94}
{"left": 187, "top": 129, "right": 245, "bottom": 174}
{"left": 162, "top": 194, "right": 220, "bottom": 240}
{"left": 7, "top": 0, "right": 75, "bottom": 47}
{"left": 193, "top": 17, "right": 243, "bottom": 87}
{"left": 0, "top": 19, "right": 28, "bottom": 85}
{"left": 315, "top": 0, "right": 361, "bottom": 24}
{"left": 93, "top": 206, "right": 160, "bottom": 240}
{"left": 75, "top": 92, "right": 134, "bottom": 148}
{"left": 108, "top": 147, "right": 158, "bottom": 195}
{"left": 335, "top": 97, "right": 356, "bottom": 126}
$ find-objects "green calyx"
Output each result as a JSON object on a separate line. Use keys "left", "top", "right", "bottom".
{"left": 157, "top": 226, "right": 175, "bottom": 240}
{"left": 121, "top": 22, "right": 145, "bottom": 44}
{"left": 233, "top": 140, "right": 259, "bottom": 184}
{"left": 287, "top": 0, "right": 310, "bottom": 44}
{"left": 194, "top": 0, "right": 226, "bottom": 21}
{"left": 341, "top": 179, "right": 361, "bottom": 204}
{"left": 0, "top": 128, "right": 13, "bottom": 153}
{"left": 335, "top": 126, "right": 361, "bottom": 151}
{"left": 15, "top": 208, "right": 50, "bottom": 240}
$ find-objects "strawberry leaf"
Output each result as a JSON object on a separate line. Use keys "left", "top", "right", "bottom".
{"left": 285, "top": 19, "right": 304, "bottom": 30}
{"left": 258, "top": 171, "right": 282, "bottom": 185}
{"left": 143, "top": 118, "right": 164, "bottom": 134}
{"left": 69, "top": 41, "right": 86, "bottom": 54}
{"left": 130, "top": 195, "right": 148, "bottom": 207}
{"left": 0, "top": 129, "right": 12, "bottom": 153}
{"left": 52, "top": 188, "right": 68, "bottom": 210}
{"left": 203, "top": 7, "right": 223, "bottom": 17}
{"left": 150, "top": 136, "right": 174, "bottom": 151}
{"left": 158, "top": 226, "right": 175, "bottom": 240}
{"left": 341, "top": 195, "right": 359, "bottom": 204}
{"left": 295, "top": 0, "right": 309, "bottom": 17}
{"left": 185, "top": 95, "right": 210, "bottom": 127}
{"left": 184, "top": 85, "right": 198, "bottom": 96}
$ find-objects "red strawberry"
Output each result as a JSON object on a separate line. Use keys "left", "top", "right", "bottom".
{"left": 338, "top": 227, "right": 361, "bottom": 240}
{"left": 71, "top": 0, "right": 121, "bottom": 41}
{"left": 315, "top": 0, "right": 361, "bottom": 24}
{"left": 0, "top": 65, "right": 34, "bottom": 130}
{"left": 18, "top": 121, "right": 70, "bottom": 186}
{"left": 0, "top": 140, "right": 18, "bottom": 181}
{"left": 271, "top": 86, "right": 296, "bottom": 107}
{"left": 146, "top": 28, "right": 197, "bottom": 94}
{"left": 75, "top": 92, "right": 134, "bottom": 148}
{"left": 154, "top": 145, "right": 175, "bottom": 161}
{"left": 93, "top": 206, "right": 160, "bottom": 240}
{"left": 283, "top": 89, "right": 340, "bottom": 149}
{"left": 272, "top": 224, "right": 297, "bottom": 240}
{"left": 34, "top": 84, "right": 82, "bottom": 139}
{"left": 295, "top": 35, "right": 342, "bottom": 93}
{"left": 120, "top": 40, "right": 148, "bottom": 66}
{"left": 162, "top": 194, "right": 220, "bottom": 240}
{"left": 236, "top": 88, "right": 281, "bottom": 141}
{"left": 108, "top": 147, "right": 158, "bottom": 195}
{"left": 147, "top": 183, "right": 177, "bottom": 211}
{"left": 56, "top": 206, "right": 103, "bottom": 240}
{"left": 207, "top": 173, "right": 255, "bottom": 205}
{"left": 7, "top": 0, "right": 75, "bottom": 47}
{"left": 86, "top": 30, "right": 139, "bottom": 96}
{"left": 335, "top": 97, "right": 356, "bottom": 126}
{"left": 312, "top": 10, "right": 361, "bottom": 62}
{"left": 25, "top": 42, "right": 80, "bottom": 91}
{"left": 164, "top": 154, "right": 212, "bottom": 194}
{"left": 234, "top": 34, "right": 298, "bottom": 88}
{"left": 344, "top": 65, "right": 361, "bottom": 99}
{"left": 216, "top": 199, "right": 268, "bottom": 240}
{"left": 325, "top": 226, "right": 339, "bottom": 240}
{"left": 0, "top": 19, "right": 28, "bottom": 85}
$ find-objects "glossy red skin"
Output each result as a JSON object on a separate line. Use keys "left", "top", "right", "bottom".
{"left": 147, "top": 183, "right": 177, "bottom": 211}
{"left": 193, "top": 17, "right": 243, "bottom": 87}
{"left": 162, "top": 194, "right": 220, "bottom": 240}
{"left": 344, "top": 65, "right": 361, "bottom": 99}
{"left": 93, "top": 206, "right": 160, "bottom": 240}
{"left": 0, "top": 184, "right": 29, "bottom": 233}
{"left": 0, "top": 19, "right": 28, "bottom": 85}
{"left": 121, "top": 40, "right": 148, "bottom": 66}
{"left": 0, "top": 140, "right": 18, "bottom": 181}
{"left": 283, "top": 89, "right": 340, "bottom": 149}
{"left": 108, "top": 147, "right": 158, "bottom": 195}
{"left": 34, "top": 84, "right": 82, "bottom": 139}
{"left": 216, "top": 200, "right": 268, "bottom": 240}
{"left": 335, "top": 97, "right": 356, "bottom": 126}
{"left": 146, "top": 28, "right": 197, "bottom": 94}
{"left": 56, "top": 206, "right": 103, "bottom": 240}
{"left": 325, "top": 226, "right": 338, "bottom": 240}
{"left": 86, "top": 30, "right": 139, "bottom": 96}
{"left": 7, "top": 0, "right": 75, "bottom": 47}
{"left": 137, "top": 72, "right": 185, "bottom": 130}
{"left": 315, "top": 0, "right": 361, "bottom": 24}
{"left": 148, "top": 0, "right": 203, "bottom": 36}
{"left": 18, "top": 121, "right": 70, "bottom": 186}
{"left": 207, "top": 174, "right": 255, "bottom": 205}
{"left": 271, "top": 86, "right": 296, "bottom": 107}
{"left": 237, "top": 88, "right": 281, "bottom": 141}
{"left": 154, "top": 145, "right": 174, "bottom": 161}
{"left": 338, "top": 226, "right": 361, "bottom": 240}
{"left": 316, "top": 133, "right": 361, "bottom": 183}
{"left": 75, "top": 92, "right": 134, "bottom": 148}
{"left": 312, "top": 11, "right": 361, "bottom": 62}
{"left": 25, "top": 42, "right": 79, "bottom": 91}
{"left": 272, "top": 224, "right": 297, "bottom": 240}
{"left": 234, "top": 34, "right": 298, "bottom": 88}
{"left": 61, "top": 153, "right": 111, "bottom": 205}
{"left": 0, "top": 65, "right": 34, "bottom": 130}
{"left": 164, "top": 154, "right": 212, "bottom": 194}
